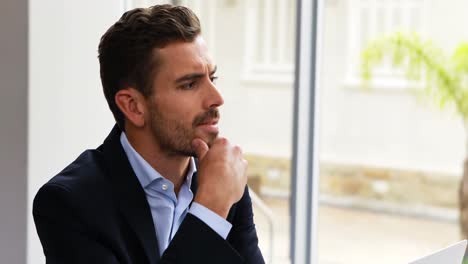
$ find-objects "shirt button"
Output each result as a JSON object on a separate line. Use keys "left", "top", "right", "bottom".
{"left": 161, "top": 184, "right": 168, "bottom": 191}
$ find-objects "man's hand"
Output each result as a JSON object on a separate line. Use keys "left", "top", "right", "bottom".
{"left": 192, "top": 137, "right": 248, "bottom": 219}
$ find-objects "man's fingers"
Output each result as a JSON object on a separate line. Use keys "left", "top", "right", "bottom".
{"left": 192, "top": 138, "right": 209, "bottom": 160}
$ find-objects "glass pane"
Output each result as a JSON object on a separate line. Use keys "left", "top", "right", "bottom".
{"left": 318, "top": 0, "right": 465, "bottom": 263}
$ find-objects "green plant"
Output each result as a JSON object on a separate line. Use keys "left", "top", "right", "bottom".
{"left": 361, "top": 31, "right": 468, "bottom": 118}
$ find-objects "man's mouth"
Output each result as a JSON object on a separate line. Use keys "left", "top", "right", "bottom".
{"left": 193, "top": 108, "right": 220, "bottom": 128}
{"left": 198, "top": 119, "right": 219, "bottom": 126}
{"left": 197, "top": 119, "right": 219, "bottom": 134}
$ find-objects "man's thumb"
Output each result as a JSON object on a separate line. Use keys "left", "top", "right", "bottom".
{"left": 192, "top": 138, "right": 209, "bottom": 160}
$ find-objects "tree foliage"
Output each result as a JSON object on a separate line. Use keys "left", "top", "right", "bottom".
{"left": 361, "top": 32, "right": 468, "bottom": 118}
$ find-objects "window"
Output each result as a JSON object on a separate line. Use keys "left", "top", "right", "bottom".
{"left": 242, "top": 0, "right": 296, "bottom": 84}
{"left": 345, "top": 0, "right": 428, "bottom": 89}
{"left": 318, "top": 0, "right": 465, "bottom": 262}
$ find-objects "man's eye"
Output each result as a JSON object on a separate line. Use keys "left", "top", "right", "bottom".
{"left": 210, "top": 76, "right": 218, "bottom": 83}
{"left": 181, "top": 81, "right": 196, "bottom": 90}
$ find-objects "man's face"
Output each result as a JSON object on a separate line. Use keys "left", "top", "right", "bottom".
{"left": 146, "top": 36, "right": 223, "bottom": 157}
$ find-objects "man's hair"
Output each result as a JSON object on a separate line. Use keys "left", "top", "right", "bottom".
{"left": 98, "top": 5, "right": 201, "bottom": 129}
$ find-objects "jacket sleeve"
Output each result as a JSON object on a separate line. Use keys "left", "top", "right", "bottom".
{"left": 227, "top": 187, "right": 265, "bottom": 264}
{"left": 34, "top": 183, "right": 265, "bottom": 264}
{"left": 33, "top": 184, "right": 120, "bottom": 264}
{"left": 160, "top": 186, "right": 265, "bottom": 264}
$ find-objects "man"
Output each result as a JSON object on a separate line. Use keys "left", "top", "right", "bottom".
{"left": 33, "top": 4, "right": 265, "bottom": 264}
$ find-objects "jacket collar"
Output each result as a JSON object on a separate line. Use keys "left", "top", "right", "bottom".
{"left": 101, "top": 125, "right": 160, "bottom": 263}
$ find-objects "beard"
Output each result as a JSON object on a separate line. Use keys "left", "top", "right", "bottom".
{"left": 148, "top": 105, "right": 219, "bottom": 157}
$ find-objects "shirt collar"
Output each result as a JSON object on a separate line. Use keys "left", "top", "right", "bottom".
{"left": 120, "top": 132, "right": 197, "bottom": 189}
{"left": 185, "top": 156, "right": 197, "bottom": 190}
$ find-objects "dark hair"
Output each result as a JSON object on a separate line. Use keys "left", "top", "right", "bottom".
{"left": 98, "top": 5, "right": 201, "bottom": 129}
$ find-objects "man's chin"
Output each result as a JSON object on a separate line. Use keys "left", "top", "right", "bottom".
{"left": 193, "top": 131, "right": 218, "bottom": 147}
{"left": 205, "top": 133, "right": 218, "bottom": 148}
{"left": 172, "top": 135, "right": 215, "bottom": 158}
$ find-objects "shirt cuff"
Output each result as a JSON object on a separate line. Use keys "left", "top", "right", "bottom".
{"left": 189, "top": 202, "right": 232, "bottom": 239}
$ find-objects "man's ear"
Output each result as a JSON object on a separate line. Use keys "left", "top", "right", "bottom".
{"left": 115, "top": 88, "right": 147, "bottom": 128}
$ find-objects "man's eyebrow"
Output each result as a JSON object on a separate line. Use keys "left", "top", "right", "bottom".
{"left": 174, "top": 65, "right": 218, "bottom": 84}
{"left": 175, "top": 73, "right": 204, "bottom": 84}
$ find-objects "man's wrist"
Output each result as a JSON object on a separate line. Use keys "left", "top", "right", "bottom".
{"left": 193, "top": 194, "right": 230, "bottom": 219}
{"left": 189, "top": 202, "right": 232, "bottom": 239}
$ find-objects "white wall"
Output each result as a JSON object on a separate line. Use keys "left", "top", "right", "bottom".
{"left": 27, "top": 1, "right": 121, "bottom": 262}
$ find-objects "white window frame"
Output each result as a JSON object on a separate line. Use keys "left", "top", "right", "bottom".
{"left": 242, "top": 0, "right": 297, "bottom": 84}
{"left": 344, "top": 0, "right": 429, "bottom": 90}
{"left": 291, "top": 0, "right": 321, "bottom": 263}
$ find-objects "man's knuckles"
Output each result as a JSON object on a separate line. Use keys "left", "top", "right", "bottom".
{"left": 214, "top": 137, "right": 229, "bottom": 146}
{"left": 233, "top": 145, "right": 243, "bottom": 155}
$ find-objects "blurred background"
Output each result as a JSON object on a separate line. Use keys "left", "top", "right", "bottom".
{"left": 1, "top": 0, "right": 468, "bottom": 263}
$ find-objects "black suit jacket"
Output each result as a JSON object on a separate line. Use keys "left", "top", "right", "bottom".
{"left": 33, "top": 125, "right": 265, "bottom": 264}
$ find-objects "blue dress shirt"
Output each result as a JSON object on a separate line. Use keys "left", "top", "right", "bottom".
{"left": 120, "top": 133, "right": 232, "bottom": 255}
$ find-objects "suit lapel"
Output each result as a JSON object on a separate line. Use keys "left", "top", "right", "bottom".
{"left": 102, "top": 125, "right": 160, "bottom": 263}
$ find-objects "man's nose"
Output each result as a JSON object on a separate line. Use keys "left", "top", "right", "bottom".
{"left": 204, "top": 81, "right": 224, "bottom": 109}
